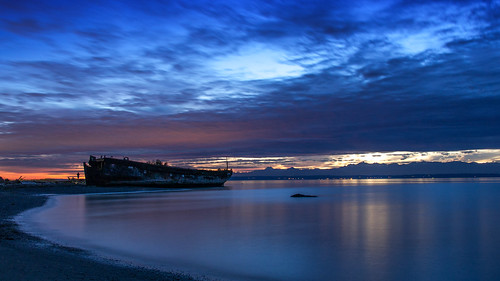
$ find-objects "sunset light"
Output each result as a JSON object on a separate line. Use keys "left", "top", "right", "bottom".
{"left": 2, "top": 149, "right": 500, "bottom": 180}
{"left": 2, "top": 1, "right": 500, "bottom": 281}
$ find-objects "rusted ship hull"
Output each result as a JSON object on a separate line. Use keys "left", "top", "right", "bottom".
{"left": 83, "top": 156, "right": 232, "bottom": 187}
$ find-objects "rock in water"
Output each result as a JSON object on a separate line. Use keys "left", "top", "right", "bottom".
{"left": 291, "top": 193, "right": 317, "bottom": 198}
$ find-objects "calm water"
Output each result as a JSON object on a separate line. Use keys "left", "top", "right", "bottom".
{"left": 19, "top": 179, "right": 500, "bottom": 281}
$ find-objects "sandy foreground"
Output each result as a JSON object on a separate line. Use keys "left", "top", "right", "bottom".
{"left": 0, "top": 185, "right": 207, "bottom": 281}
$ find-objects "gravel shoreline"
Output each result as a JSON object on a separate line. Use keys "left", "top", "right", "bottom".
{"left": 0, "top": 185, "right": 202, "bottom": 281}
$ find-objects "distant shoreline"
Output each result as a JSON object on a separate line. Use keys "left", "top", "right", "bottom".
{"left": 232, "top": 161, "right": 500, "bottom": 180}
{"left": 0, "top": 185, "right": 200, "bottom": 281}
{"left": 231, "top": 174, "right": 500, "bottom": 180}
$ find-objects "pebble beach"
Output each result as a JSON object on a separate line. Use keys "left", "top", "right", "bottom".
{"left": 0, "top": 185, "right": 201, "bottom": 281}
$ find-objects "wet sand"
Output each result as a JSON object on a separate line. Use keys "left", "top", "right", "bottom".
{"left": 0, "top": 185, "right": 203, "bottom": 281}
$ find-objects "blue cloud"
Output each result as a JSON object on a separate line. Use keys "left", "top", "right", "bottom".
{"left": 0, "top": 0, "right": 499, "bottom": 169}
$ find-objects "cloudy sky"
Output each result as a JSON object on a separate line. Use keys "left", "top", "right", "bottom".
{"left": 1, "top": 0, "right": 500, "bottom": 178}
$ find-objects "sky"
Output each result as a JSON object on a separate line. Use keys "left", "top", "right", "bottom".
{"left": 1, "top": 0, "right": 500, "bottom": 178}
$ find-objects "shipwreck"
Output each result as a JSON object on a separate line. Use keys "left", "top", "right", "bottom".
{"left": 83, "top": 155, "right": 232, "bottom": 187}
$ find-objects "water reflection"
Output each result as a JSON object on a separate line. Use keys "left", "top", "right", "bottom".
{"left": 24, "top": 180, "right": 500, "bottom": 281}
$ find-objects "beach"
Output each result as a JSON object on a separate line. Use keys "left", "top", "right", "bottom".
{"left": 0, "top": 185, "right": 201, "bottom": 281}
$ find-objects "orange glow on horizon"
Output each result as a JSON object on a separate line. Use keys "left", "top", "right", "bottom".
{"left": 0, "top": 170, "right": 82, "bottom": 180}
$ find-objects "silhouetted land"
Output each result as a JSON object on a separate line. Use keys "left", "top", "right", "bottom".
{"left": 232, "top": 161, "right": 500, "bottom": 180}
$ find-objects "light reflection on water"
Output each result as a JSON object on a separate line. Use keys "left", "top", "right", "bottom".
{"left": 21, "top": 179, "right": 500, "bottom": 281}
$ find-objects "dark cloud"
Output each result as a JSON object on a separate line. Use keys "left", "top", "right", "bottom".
{"left": 0, "top": 0, "right": 93, "bottom": 36}
{"left": 3, "top": 86, "right": 498, "bottom": 159}
{"left": 1, "top": 18, "right": 48, "bottom": 34}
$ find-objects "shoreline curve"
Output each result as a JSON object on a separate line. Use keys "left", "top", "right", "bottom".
{"left": 0, "top": 185, "right": 202, "bottom": 281}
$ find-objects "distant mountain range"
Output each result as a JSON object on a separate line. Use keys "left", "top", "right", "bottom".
{"left": 232, "top": 161, "right": 500, "bottom": 179}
